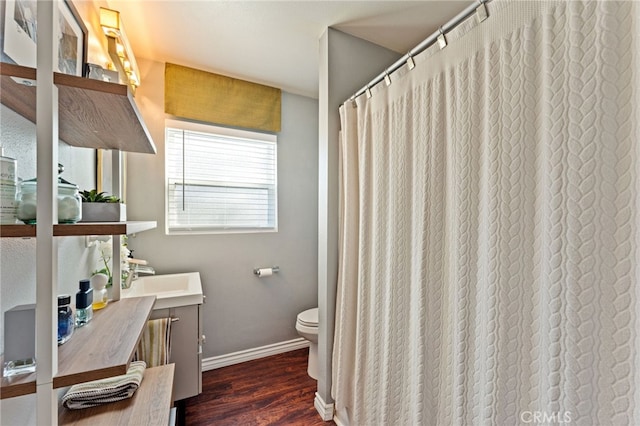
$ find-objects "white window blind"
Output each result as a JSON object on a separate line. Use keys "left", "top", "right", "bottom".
{"left": 165, "top": 120, "right": 277, "bottom": 234}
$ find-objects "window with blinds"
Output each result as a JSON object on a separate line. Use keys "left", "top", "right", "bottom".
{"left": 165, "top": 120, "right": 277, "bottom": 234}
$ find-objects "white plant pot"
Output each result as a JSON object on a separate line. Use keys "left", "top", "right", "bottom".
{"left": 80, "top": 203, "right": 126, "bottom": 222}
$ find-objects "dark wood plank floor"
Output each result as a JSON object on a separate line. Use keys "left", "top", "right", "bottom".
{"left": 184, "top": 348, "right": 336, "bottom": 425}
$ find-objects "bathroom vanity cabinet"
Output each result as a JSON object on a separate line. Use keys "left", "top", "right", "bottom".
{"left": 0, "top": 4, "right": 165, "bottom": 422}
{"left": 150, "top": 304, "right": 203, "bottom": 401}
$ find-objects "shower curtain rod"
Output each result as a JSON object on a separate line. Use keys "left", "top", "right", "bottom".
{"left": 347, "top": 0, "right": 490, "bottom": 103}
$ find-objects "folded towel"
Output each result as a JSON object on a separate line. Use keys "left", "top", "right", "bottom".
{"left": 133, "top": 318, "right": 172, "bottom": 367}
{"left": 62, "top": 361, "right": 146, "bottom": 410}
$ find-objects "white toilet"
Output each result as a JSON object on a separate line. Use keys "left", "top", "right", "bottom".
{"left": 296, "top": 307, "right": 319, "bottom": 380}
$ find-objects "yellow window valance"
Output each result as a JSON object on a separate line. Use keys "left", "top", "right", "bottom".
{"left": 164, "top": 63, "right": 281, "bottom": 133}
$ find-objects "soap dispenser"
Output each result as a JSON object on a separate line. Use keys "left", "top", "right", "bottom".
{"left": 75, "top": 279, "right": 93, "bottom": 327}
{"left": 90, "top": 273, "right": 109, "bottom": 310}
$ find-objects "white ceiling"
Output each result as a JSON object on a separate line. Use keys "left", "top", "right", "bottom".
{"left": 107, "top": 1, "right": 472, "bottom": 99}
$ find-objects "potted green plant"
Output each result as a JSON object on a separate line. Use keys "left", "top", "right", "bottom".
{"left": 79, "top": 189, "right": 126, "bottom": 222}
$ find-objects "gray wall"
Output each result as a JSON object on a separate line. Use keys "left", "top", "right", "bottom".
{"left": 317, "top": 27, "right": 401, "bottom": 407}
{"left": 126, "top": 58, "right": 319, "bottom": 358}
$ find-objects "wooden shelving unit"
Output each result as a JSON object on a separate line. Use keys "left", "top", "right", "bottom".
{"left": 1, "top": 296, "right": 156, "bottom": 399}
{"left": 0, "top": 7, "right": 166, "bottom": 422}
{"left": 0, "top": 221, "right": 158, "bottom": 238}
{"left": 0, "top": 62, "right": 156, "bottom": 154}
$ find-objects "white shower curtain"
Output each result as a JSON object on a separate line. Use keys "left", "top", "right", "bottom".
{"left": 333, "top": 1, "right": 639, "bottom": 425}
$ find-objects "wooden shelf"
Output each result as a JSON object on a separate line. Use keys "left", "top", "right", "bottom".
{"left": 58, "top": 364, "right": 174, "bottom": 425}
{"left": 0, "top": 221, "right": 157, "bottom": 238}
{"left": 54, "top": 296, "right": 156, "bottom": 388}
{"left": 0, "top": 62, "right": 156, "bottom": 154}
{"left": 1, "top": 297, "right": 156, "bottom": 399}
{"left": 0, "top": 356, "right": 36, "bottom": 399}
{"left": 55, "top": 221, "right": 158, "bottom": 237}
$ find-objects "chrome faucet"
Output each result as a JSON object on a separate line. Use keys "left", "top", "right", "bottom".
{"left": 123, "top": 258, "right": 155, "bottom": 289}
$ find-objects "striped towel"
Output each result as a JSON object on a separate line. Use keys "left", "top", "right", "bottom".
{"left": 133, "top": 318, "right": 172, "bottom": 367}
{"left": 62, "top": 361, "right": 146, "bottom": 410}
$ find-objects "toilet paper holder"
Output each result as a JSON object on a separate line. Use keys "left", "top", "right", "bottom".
{"left": 253, "top": 266, "right": 280, "bottom": 276}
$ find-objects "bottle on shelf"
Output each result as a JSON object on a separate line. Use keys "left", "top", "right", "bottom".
{"left": 91, "top": 273, "right": 109, "bottom": 310}
{"left": 58, "top": 295, "right": 74, "bottom": 345}
{"left": 75, "top": 279, "right": 93, "bottom": 327}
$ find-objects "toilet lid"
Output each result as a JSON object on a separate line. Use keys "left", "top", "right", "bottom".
{"left": 297, "top": 307, "right": 318, "bottom": 327}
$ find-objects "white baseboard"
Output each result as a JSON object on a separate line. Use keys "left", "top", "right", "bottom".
{"left": 202, "top": 338, "right": 310, "bottom": 371}
{"left": 333, "top": 410, "right": 348, "bottom": 426}
{"left": 314, "top": 392, "right": 335, "bottom": 422}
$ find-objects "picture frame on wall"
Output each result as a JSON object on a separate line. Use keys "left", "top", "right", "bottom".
{"left": 1, "top": 0, "right": 87, "bottom": 76}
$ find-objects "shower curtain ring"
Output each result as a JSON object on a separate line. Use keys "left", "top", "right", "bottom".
{"left": 437, "top": 27, "right": 447, "bottom": 49}
{"left": 384, "top": 71, "right": 391, "bottom": 86}
{"left": 406, "top": 54, "right": 416, "bottom": 70}
{"left": 476, "top": 0, "right": 489, "bottom": 22}
{"left": 365, "top": 86, "right": 372, "bottom": 99}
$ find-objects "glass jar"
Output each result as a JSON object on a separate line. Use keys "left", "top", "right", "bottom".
{"left": 57, "top": 295, "right": 74, "bottom": 345}
{"left": 58, "top": 182, "right": 82, "bottom": 223}
{"left": 15, "top": 181, "right": 37, "bottom": 224}
{"left": 16, "top": 169, "right": 82, "bottom": 224}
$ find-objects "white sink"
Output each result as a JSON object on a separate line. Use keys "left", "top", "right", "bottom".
{"left": 121, "top": 272, "right": 203, "bottom": 309}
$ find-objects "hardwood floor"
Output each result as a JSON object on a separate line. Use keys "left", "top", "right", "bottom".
{"left": 183, "top": 348, "right": 336, "bottom": 425}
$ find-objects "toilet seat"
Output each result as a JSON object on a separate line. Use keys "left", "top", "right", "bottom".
{"left": 297, "top": 307, "right": 318, "bottom": 328}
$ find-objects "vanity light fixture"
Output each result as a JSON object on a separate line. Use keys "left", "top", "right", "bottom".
{"left": 100, "top": 7, "right": 140, "bottom": 94}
